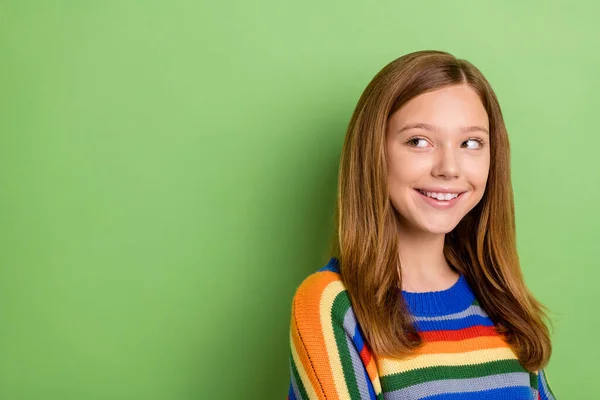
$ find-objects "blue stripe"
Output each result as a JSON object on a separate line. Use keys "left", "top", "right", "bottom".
{"left": 414, "top": 314, "right": 495, "bottom": 331}
{"left": 538, "top": 369, "right": 555, "bottom": 400}
{"left": 288, "top": 381, "right": 297, "bottom": 400}
{"left": 354, "top": 324, "right": 365, "bottom": 351}
{"left": 538, "top": 371, "right": 547, "bottom": 400}
{"left": 352, "top": 323, "right": 377, "bottom": 400}
{"left": 421, "top": 385, "right": 534, "bottom": 400}
{"left": 318, "top": 257, "right": 340, "bottom": 273}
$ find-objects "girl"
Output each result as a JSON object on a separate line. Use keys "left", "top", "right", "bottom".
{"left": 287, "top": 50, "right": 556, "bottom": 399}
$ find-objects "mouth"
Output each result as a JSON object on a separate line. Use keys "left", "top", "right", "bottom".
{"left": 414, "top": 188, "right": 466, "bottom": 207}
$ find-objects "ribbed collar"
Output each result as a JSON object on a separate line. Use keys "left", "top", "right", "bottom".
{"left": 323, "top": 257, "right": 475, "bottom": 317}
{"left": 400, "top": 274, "right": 475, "bottom": 317}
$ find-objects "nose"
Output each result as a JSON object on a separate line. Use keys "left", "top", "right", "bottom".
{"left": 431, "top": 144, "right": 460, "bottom": 179}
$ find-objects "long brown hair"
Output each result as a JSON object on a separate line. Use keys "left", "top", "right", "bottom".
{"left": 329, "top": 50, "right": 552, "bottom": 371}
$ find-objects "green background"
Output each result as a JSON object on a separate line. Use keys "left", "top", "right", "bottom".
{"left": 1, "top": 1, "right": 596, "bottom": 398}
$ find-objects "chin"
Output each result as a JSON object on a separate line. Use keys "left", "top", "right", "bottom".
{"left": 420, "top": 227, "right": 454, "bottom": 235}
{"left": 418, "top": 220, "right": 461, "bottom": 235}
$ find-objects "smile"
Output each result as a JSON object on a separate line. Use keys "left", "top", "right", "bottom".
{"left": 415, "top": 189, "right": 465, "bottom": 209}
{"left": 417, "top": 189, "right": 461, "bottom": 201}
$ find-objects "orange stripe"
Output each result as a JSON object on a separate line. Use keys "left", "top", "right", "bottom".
{"left": 365, "top": 354, "right": 383, "bottom": 394}
{"left": 413, "top": 335, "right": 510, "bottom": 355}
{"left": 290, "top": 315, "right": 320, "bottom": 397}
{"left": 290, "top": 271, "right": 343, "bottom": 398}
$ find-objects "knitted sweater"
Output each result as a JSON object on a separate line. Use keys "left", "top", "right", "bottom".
{"left": 287, "top": 257, "right": 556, "bottom": 399}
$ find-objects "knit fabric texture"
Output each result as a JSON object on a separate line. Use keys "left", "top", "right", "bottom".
{"left": 287, "top": 257, "right": 556, "bottom": 399}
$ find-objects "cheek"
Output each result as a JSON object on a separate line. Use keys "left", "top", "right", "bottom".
{"left": 467, "top": 161, "right": 491, "bottom": 207}
{"left": 387, "top": 157, "right": 424, "bottom": 208}
{"left": 464, "top": 155, "right": 490, "bottom": 186}
{"left": 475, "top": 160, "right": 491, "bottom": 188}
{"left": 388, "top": 153, "right": 428, "bottom": 183}
{"left": 387, "top": 163, "right": 412, "bottom": 193}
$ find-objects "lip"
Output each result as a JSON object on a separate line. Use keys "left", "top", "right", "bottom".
{"left": 416, "top": 187, "right": 467, "bottom": 194}
{"left": 415, "top": 188, "right": 465, "bottom": 209}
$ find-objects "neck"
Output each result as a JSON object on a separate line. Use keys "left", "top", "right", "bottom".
{"left": 396, "top": 223, "right": 459, "bottom": 292}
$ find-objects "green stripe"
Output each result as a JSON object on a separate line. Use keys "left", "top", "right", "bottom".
{"left": 290, "top": 349, "right": 310, "bottom": 399}
{"left": 331, "top": 291, "right": 362, "bottom": 400}
{"left": 528, "top": 371, "right": 537, "bottom": 389}
{"left": 381, "top": 358, "right": 526, "bottom": 391}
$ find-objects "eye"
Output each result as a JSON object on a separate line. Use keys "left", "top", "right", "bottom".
{"left": 406, "top": 136, "right": 429, "bottom": 148}
{"left": 406, "top": 136, "right": 486, "bottom": 149}
{"left": 462, "top": 138, "right": 485, "bottom": 149}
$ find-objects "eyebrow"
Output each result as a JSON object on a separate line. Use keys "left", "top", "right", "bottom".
{"left": 397, "top": 123, "right": 489, "bottom": 135}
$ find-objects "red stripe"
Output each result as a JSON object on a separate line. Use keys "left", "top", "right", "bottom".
{"left": 359, "top": 345, "right": 372, "bottom": 366}
{"left": 420, "top": 325, "right": 499, "bottom": 341}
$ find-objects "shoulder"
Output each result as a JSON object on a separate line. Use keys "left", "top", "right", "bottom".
{"left": 291, "top": 257, "right": 354, "bottom": 330}
{"left": 289, "top": 258, "right": 382, "bottom": 398}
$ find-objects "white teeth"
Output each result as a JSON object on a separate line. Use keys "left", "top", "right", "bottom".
{"left": 418, "top": 189, "right": 459, "bottom": 201}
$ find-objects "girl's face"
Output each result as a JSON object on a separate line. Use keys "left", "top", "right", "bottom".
{"left": 385, "top": 84, "right": 491, "bottom": 235}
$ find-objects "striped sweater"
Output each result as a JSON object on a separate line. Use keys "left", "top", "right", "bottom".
{"left": 287, "top": 257, "right": 556, "bottom": 399}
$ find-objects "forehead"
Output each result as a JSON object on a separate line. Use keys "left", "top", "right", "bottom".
{"left": 389, "top": 84, "right": 489, "bottom": 131}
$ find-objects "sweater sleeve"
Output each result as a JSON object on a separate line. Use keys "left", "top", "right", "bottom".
{"left": 286, "top": 271, "right": 382, "bottom": 400}
{"left": 536, "top": 368, "right": 556, "bottom": 399}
